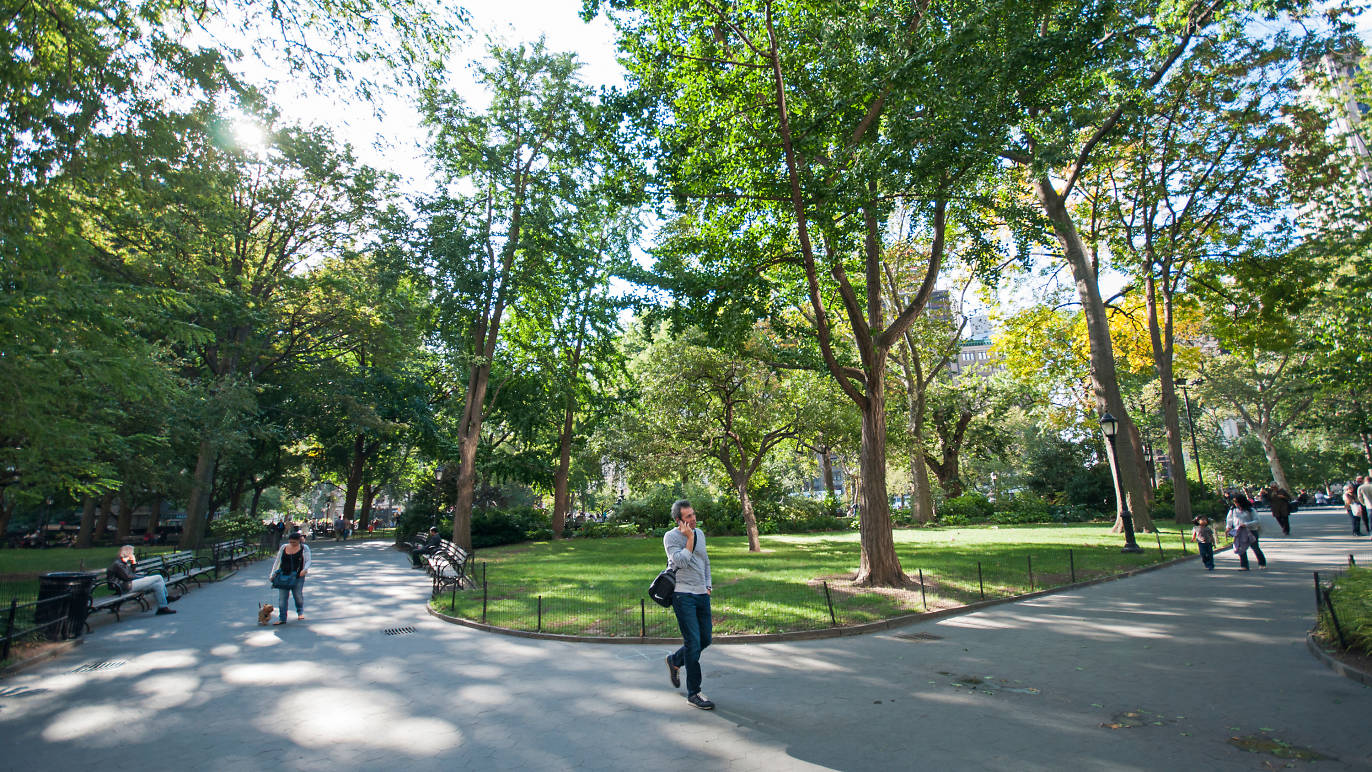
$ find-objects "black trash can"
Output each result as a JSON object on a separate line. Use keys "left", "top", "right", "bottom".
{"left": 35, "top": 572, "right": 96, "bottom": 640}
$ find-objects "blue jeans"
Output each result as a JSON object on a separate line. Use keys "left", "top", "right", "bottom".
{"left": 1236, "top": 536, "right": 1266, "bottom": 569}
{"left": 130, "top": 575, "right": 170, "bottom": 608}
{"left": 277, "top": 576, "right": 305, "bottom": 620}
{"left": 670, "top": 592, "right": 712, "bottom": 696}
{"left": 1198, "top": 541, "right": 1214, "bottom": 569}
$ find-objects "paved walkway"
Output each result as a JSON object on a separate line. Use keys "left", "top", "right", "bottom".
{"left": 1, "top": 508, "right": 1368, "bottom": 771}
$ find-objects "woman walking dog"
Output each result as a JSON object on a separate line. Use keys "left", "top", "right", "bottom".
{"left": 269, "top": 531, "right": 311, "bottom": 624}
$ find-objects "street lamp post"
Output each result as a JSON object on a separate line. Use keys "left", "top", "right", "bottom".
{"left": 433, "top": 467, "right": 444, "bottom": 529}
{"left": 1175, "top": 378, "right": 1204, "bottom": 486}
{"left": 1100, "top": 412, "right": 1144, "bottom": 554}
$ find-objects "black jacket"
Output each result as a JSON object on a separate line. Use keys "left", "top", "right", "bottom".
{"left": 423, "top": 533, "right": 441, "bottom": 552}
{"left": 107, "top": 559, "right": 137, "bottom": 593}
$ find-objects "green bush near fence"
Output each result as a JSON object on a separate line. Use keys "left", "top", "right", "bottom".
{"left": 1319, "top": 567, "right": 1372, "bottom": 655}
{"left": 434, "top": 522, "right": 1195, "bottom": 636}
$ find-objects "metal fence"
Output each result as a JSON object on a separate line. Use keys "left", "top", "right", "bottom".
{"left": 433, "top": 534, "right": 1204, "bottom": 638}
{"left": 1314, "top": 555, "right": 1361, "bottom": 651}
{"left": 1, "top": 593, "right": 73, "bottom": 661}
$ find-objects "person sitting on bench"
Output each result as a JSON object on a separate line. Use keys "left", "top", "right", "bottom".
{"left": 108, "top": 545, "right": 177, "bottom": 615}
{"left": 411, "top": 527, "right": 441, "bottom": 568}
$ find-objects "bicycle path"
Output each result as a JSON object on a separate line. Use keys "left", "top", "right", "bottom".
{"left": 0, "top": 508, "right": 1367, "bottom": 771}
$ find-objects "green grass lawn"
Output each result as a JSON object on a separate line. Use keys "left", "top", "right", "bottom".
{"left": 435, "top": 523, "right": 1201, "bottom": 636}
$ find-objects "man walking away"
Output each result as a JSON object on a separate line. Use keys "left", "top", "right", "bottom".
{"left": 664, "top": 500, "right": 714, "bottom": 710}
{"left": 1357, "top": 474, "right": 1372, "bottom": 538}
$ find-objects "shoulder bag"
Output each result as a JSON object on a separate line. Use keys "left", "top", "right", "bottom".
{"left": 648, "top": 563, "right": 676, "bottom": 607}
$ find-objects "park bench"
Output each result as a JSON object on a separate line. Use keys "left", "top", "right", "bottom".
{"left": 211, "top": 538, "right": 255, "bottom": 573}
{"left": 424, "top": 539, "right": 472, "bottom": 595}
{"left": 87, "top": 570, "right": 153, "bottom": 625}
{"left": 161, "top": 550, "right": 216, "bottom": 589}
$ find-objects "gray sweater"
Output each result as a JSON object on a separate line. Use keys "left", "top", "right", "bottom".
{"left": 664, "top": 527, "right": 712, "bottom": 594}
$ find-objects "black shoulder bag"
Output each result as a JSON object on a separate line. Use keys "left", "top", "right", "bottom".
{"left": 648, "top": 563, "right": 676, "bottom": 607}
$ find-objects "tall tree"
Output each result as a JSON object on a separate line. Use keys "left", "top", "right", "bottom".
{"left": 1093, "top": 31, "right": 1296, "bottom": 522}
{"left": 599, "top": 0, "right": 1083, "bottom": 585}
{"left": 416, "top": 40, "right": 617, "bottom": 550}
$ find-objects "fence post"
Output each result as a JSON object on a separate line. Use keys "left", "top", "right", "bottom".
{"left": 451, "top": 579, "right": 456, "bottom": 610}
{"left": 1314, "top": 571, "right": 1322, "bottom": 614}
{"left": 1154, "top": 531, "right": 1164, "bottom": 557}
{"left": 1179, "top": 531, "right": 1187, "bottom": 554}
{"left": 1350, "top": 554, "right": 1357, "bottom": 568}
{"left": 822, "top": 581, "right": 837, "bottom": 627}
{"left": 1027, "top": 556, "right": 1033, "bottom": 592}
{"left": 977, "top": 562, "right": 985, "bottom": 600}
{"left": 481, "top": 571, "right": 488, "bottom": 625}
{"left": 1069, "top": 550, "right": 1076, "bottom": 584}
{"left": 918, "top": 569, "right": 927, "bottom": 611}
{"left": 2, "top": 599, "right": 17, "bottom": 661}
{"left": 640, "top": 599, "right": 646, "bottom": 638}
{"left": 537, "top": 596, "right": 542, "bottom": 633}
{"left": 1322, "top": 587, "right": 1349, "bottom": 649}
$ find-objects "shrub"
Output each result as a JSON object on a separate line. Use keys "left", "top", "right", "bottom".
{"left": 940, "top": 492, "right": 995, "bottom": 523}
{"left": 209, "top": 514, "right": 266, "bottom": 541}
{"left": 991, "top": 494, "right": 1051, "bottom": 525}
{"left": 1048, "top": 503, "right": 1105, "bottom": 523}
{"left": 471, "top": 507, "right": 552, "bottom": 549}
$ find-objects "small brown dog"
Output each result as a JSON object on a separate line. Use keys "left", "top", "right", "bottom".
{"left": 258, "top": 603, "right": 275, "bottom": 625}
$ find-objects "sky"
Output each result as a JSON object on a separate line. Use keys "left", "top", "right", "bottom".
{"left": 236, "top": 2, "right": 1372, "bottom": 326}
{"left": 239, "top": 0, "right": 626, "bottom": 194}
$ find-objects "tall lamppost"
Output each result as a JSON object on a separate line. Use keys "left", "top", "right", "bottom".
{"left": 1175, "top": 378, "right": 1204, "bottom": 486}
{"left": 1100, "top": 412, "right": 1144, "bottom": 554}
{"left": 433, "top": 467, "right": 444, "bottom": 530}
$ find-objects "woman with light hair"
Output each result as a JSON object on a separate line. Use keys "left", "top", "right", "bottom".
{"left": 106, "top": 545, "right": 177, "bottom": 615}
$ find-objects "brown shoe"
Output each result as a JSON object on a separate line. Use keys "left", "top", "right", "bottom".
{"left": 666, "top": 655, "right": 680, "bottom": 688}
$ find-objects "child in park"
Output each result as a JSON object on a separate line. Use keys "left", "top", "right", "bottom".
{"left": 1192, "top": 516, "right": 1216, "bottom": 571}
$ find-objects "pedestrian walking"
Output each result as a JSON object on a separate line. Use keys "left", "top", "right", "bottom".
{"left": 1358, "top": 474, "right": 1372, "bottom": 536}
{"left": 1191, "top": 517, "right": 1216, "bottom": 571}
{"left": 269, "top": 532, "right": 311, "bottom": 624}
{"left": 1344, "top": 481, "right": 1363, "bottom": 536}
{"left": 663, "top": 499, "right": 714, "bottom": 710}
{"left": 1267, "top": 484, "right": 1292, "bottom": 536}
{"left": 1225, "top": 494, "right": 1267, "bottom": 570}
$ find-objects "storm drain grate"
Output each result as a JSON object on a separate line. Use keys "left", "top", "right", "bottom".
{"left": 71, "top": 660, "right": 127, "bottom": 673}
{"left": 893, "top": 632, "right": 942, "bottom": 642}
{"left": 382, "top": 626, "right": 417, "bottom": 636}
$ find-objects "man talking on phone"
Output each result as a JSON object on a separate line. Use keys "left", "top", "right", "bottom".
{"left": 663, "top": 499, "right": 714, "bottom": 709}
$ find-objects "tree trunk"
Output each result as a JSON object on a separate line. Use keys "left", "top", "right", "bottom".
{"left": 853, "top": 363, "right": 906, "bottom": 586}
{"left": 1360, "top": 430, "right": 1372, "bottom": 467}
{"left": 1144, "top": 272, "right": 1192, "bottom": 523}
{"left": 115, "top": 488, "right": 133, "bottom": 542}
{"left": 0, "top": 497, "right": 12, "bottom": 543}
{"left": 452, "top": 362, "right": 492, "bottom": 551}
{"left": 1033, "top": 176, "right": 1153, "bottom": 532}
{"left": 360, "top": 484, "right": 377, "bottom": 524}
{"left": 820, "top": 449, "right": 836, "bottom": 495}
{"left": 179, "top": 437, "right": 216, "bottom": 549}
{"left": 228, "top": 478, "right": 245, "bottom": 516}
{"left": 93, "top": 491, "right": 116, "bottom": 544}
{"left": 901, "top": 375, "right": 936, "bottom": 524}
{"left": 76, "top": 496, "right": 98, "bottom": 548}
{"left": 1255, "top": 423, "right": 1292, "bottom": 492}
{"left": 249, "top": 486, "right": 264, "bottom": 519}
{"left": 551, "top": 397, "right": 576, "bottom": 539}
{"left": 145, "top": 497, "right": 162, "bottom": 538}
{"left": 343, "top": 433, "right": 366, "bottom": 523}
{"left": 732, "top": 470, "right": 761, "bottom": 552}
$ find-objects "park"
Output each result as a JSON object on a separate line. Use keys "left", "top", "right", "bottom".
{"left": 4, "top": 0, "right": 1372, "bottom": 769}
